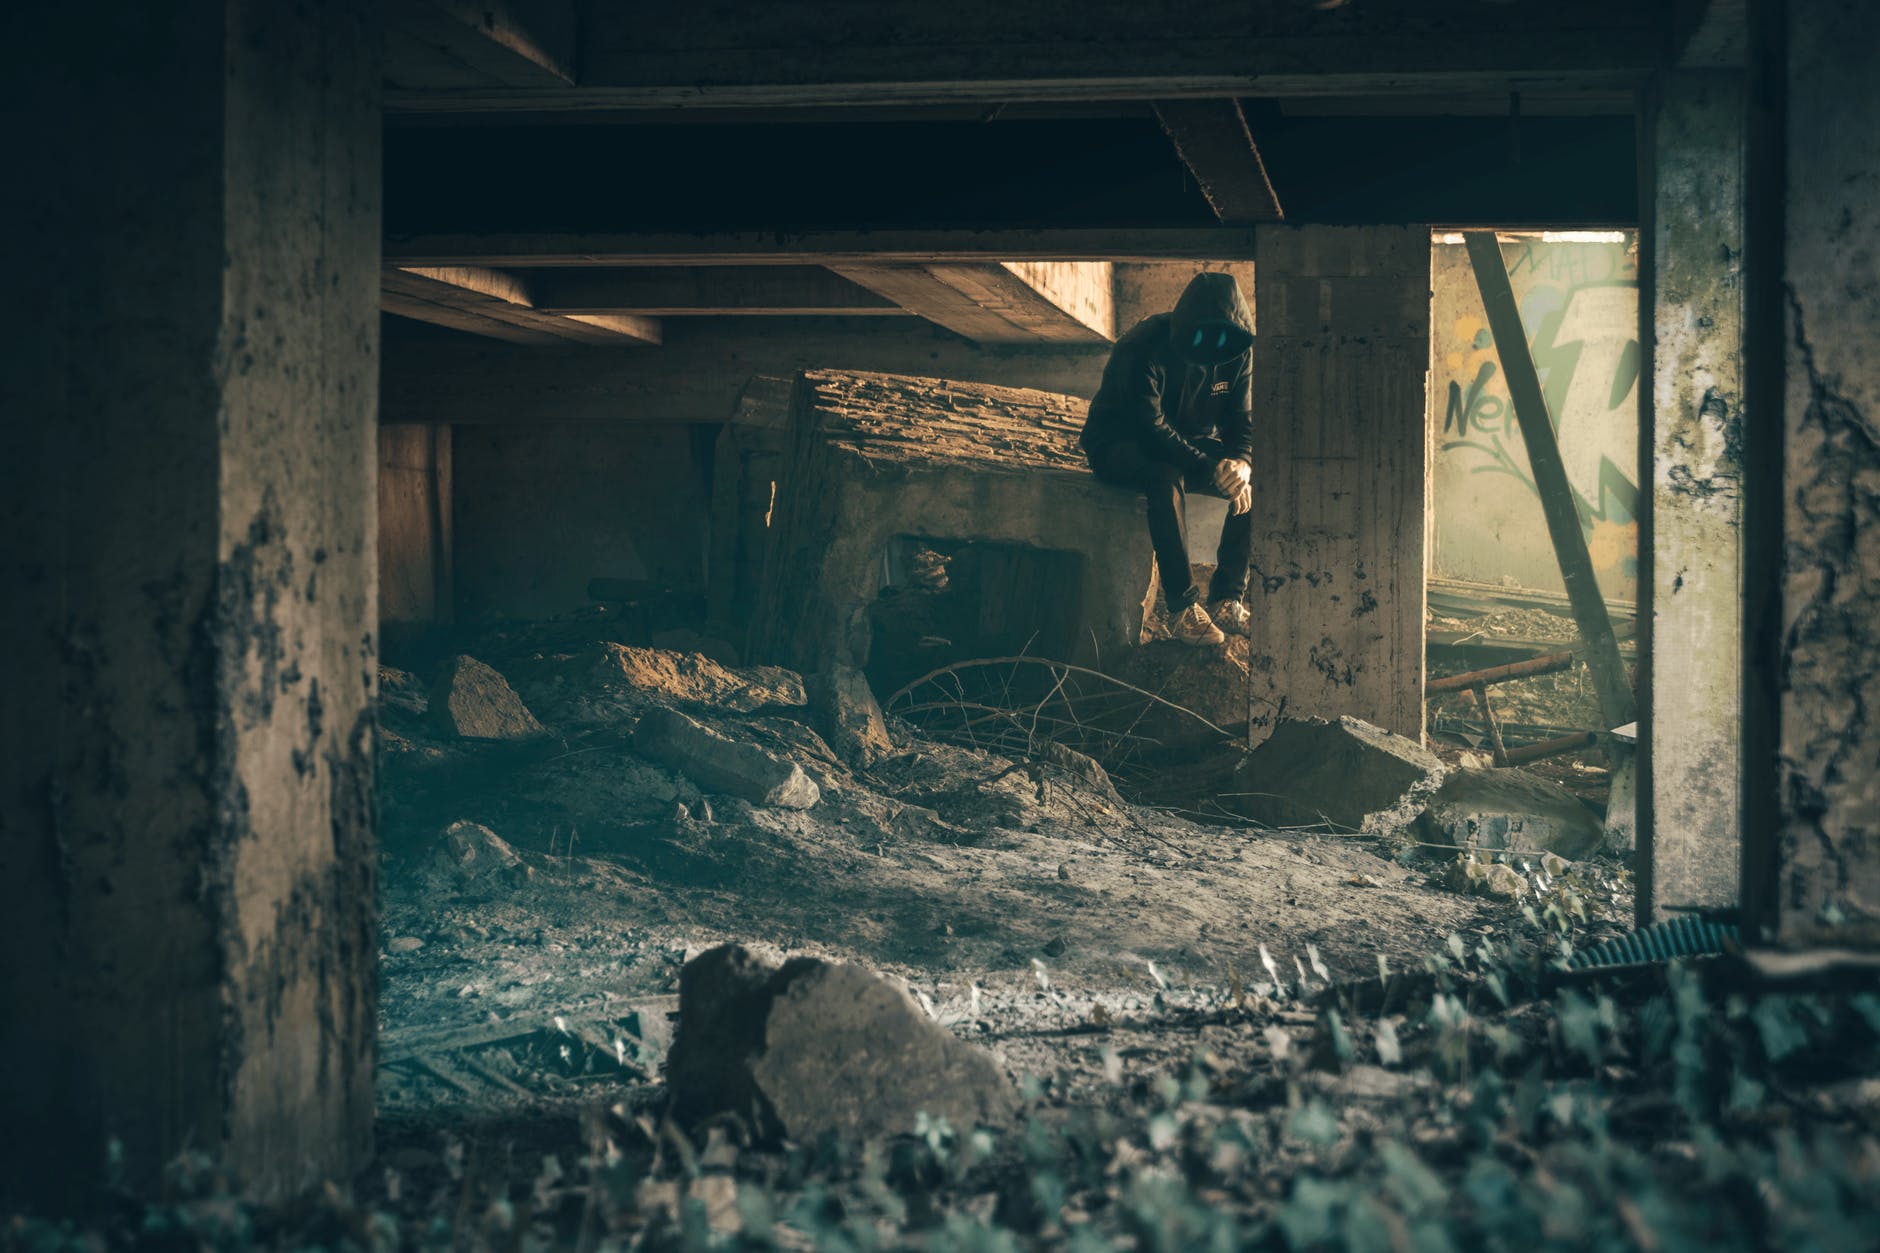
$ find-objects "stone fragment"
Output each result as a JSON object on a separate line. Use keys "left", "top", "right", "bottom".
{"left": 666, "top": 944, "right": 1019, "bottom": 1142}
{"left": 634, "top": 707, "right": 820, "bottom": 809}
{"left": 1115, "top": 641, "right": 1253, "bottom": 750}
{"left": 1416, "top": 767, "right": 1607, "bottom": 861}
{"left": 596, "top": 643, "right": 805, "bottom": 713}
{"left": 434, "top": 820, "right": 534, "bottom": 885}
{"left": 1230, "top": 716, "right": 1445, "bottom": 833}
{"left": 428, "top": 655, "right": 544, "bottom": 740}
{"left": 807, "top": 663, "right": 895, "bottom": 766}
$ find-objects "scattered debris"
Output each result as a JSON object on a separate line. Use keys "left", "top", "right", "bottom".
{"left": 428, "top": 655, "right": 545, "bottom": 741}
{"left": 666, "top": 944, "right": 1019, "bottom": 1142}
{"left": 1416, "top": 766, "right": 1606, "bottom": 860}
{"left": 432, "top": 820, "right": 535, "bottom": 887}
{"left": 633, "top": 707, "right": 821, "bottom": 809}
{"left": 1229, "top": 716, "right": 1445, "bottom": 834}
{"left": 595, "top": 643, "right": 805, "bottom": 713}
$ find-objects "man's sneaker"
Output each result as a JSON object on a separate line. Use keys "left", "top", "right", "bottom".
{"left": 1172, "top": 603, "right": 1226, "bottom": 646}
{"left": 1208, "top": 598, "right": 1252, "bottom": 637}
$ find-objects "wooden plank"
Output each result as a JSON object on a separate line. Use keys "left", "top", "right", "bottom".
{"left": 529, "top": 266, "right": 905, "bottom": 316}
{"left": 387, "top": 0, "right": 575, "bottom": 90}
{"left": 387, "top": 0, "right": 1668, "bottom": 113}
{"left": 1246, "top": 226, "right": 1430, "bottom": 742}
{"left": 1151, "top": 99, "right": 1284, "bottom": 224}
{"left": 382, "top": 265, "right": 662, "bottom": 346}
{"left": 383, "top": 228, "right": 1261, "bottom": 268}
{"left": 823, "top": 262, "right": 1113, "bottom": 343}
{"left": 1464, "top": 232, "right": 1634, "bottom": 730}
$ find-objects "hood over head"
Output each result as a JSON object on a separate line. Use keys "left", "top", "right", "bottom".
{"left": 1170, "top": 271, "right": 1254, "bottom": 365}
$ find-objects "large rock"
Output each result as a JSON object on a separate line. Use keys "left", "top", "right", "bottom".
{"left": 428, "top": 655, "right": 544, "bottom": 740}
{"left": 1230, "top": 716, "right": 1444, "bottom": 833}
{"left": 634, "top": 707, "right": 820, "bottom": 809}
{"left": 666, "top": 945, "right": 1018, "bottom": 1142}
{"left": 597, "top": 644, "right": 804, "bottom": 713}
{"left": 430, "top": 820, "right": 534, "bottom": 886}
{"left": 807, "top": 663, "right": 894, "bottom": 766}
{"left": 1416, "top": 767, "right": 1607, "bottom": 861}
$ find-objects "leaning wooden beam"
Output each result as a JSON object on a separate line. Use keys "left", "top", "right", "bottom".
{"left": 529, "top": 266, "right": 906, "bottom": 316}
{"left": 381, "top": 265, "right": 662, "bottom": 346}
{"left": 387, "top": 0, "right": 575, "bottom": 89}
{"left": 1151, "top": 99, "right": 1284, "bottom": 224}
{"left": 1463, "top": 232, "right": 1633, "bottom": 730}
{"left": 826, "top": 262, "right": 1114, "bottom": 344}
{"left": 383, "top": 228, "right": 1259, "bottom": 268}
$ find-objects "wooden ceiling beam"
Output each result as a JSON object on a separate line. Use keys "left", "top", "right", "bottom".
{"left": 387, "top": 0, "right": 576, "bottom": 90}
{"left": 381, "top": 266, "right": 662, "bottom": 346}
{"left": 1152, "top": 98, "right": 1284, "bottom": 224}
{"left": 527, "top": 266, "right": 907, "bottom": 316}
{"left": 828, "top": 262, "right": 1114, "bottom": 344}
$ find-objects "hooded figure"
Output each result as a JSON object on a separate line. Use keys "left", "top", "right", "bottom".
{"left": 1081, "top": 271, "right": 1256, "bottom": 646}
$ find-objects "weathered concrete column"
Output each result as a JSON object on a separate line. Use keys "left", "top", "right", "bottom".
{"left": 1248, "top": 226, "right": 1431, "bottom": 741}
{"left": 1641, "top": 71, "right": 1746, "bottom": 922}
{"left": 1, "top": 2, "right": 380, "bottom": 1204}
{"left": 1741, "top": 0, "right": 1880, "bottom": 948}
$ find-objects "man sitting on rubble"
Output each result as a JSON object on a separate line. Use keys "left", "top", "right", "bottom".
{"left": 1080, "top": 271, "right": 1256, "bottom": 646}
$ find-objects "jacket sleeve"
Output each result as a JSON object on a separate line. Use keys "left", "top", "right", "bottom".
{"left": 1120, "top": 360, "right": 1215, "bottom": 475}
{"left": 1217, "top": 358, "right": 1254, "bottom": 463}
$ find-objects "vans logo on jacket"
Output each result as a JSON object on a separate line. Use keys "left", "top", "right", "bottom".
{"left": 1211, "top": 380, "right": 1231, "bottom": 394}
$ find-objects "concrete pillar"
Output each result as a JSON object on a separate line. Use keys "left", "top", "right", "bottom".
{"left": 1, "top": 1, "right": 380, "bottom": 1204}
{"left": 1640, "top": 71, "right": 1746, "bottom": 922}
{"left": 1248, "top": 226, "right": 1431, "bottom": 741}
{"left": 1741, "top": 0, "right": 1880, "bottom": 948}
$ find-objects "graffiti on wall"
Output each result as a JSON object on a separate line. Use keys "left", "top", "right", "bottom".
{"left": 1431, "top": 236, "right": 1640, "bottom": 601}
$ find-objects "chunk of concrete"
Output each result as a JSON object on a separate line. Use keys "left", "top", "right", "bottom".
{"left": 596, "top": 643, "right": 805, "bottom": 712}
{"left": 667, "top": 944, "right": 1018, "bottom": 1142}
{"left": 428, "top": 655, "right": 544, "bottom": 740}
{"left": 634, "top": 707, "right": 820, "bottom": 809}
{"left": 433, "top": 820, "right": 534, "bottom": 886}
{"left": 807, "top": 663, "right": 895, "bottom": 766}
{"left": 1230, "top": 716, "right": 1444, "bottom": 833}
{"left": 1416, "top": 767, "right": 1606, "bottom": 861}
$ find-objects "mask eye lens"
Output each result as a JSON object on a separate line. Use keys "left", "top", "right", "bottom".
{"left": 1191, "top": 329, "right": 1203, "bottom": 348}
{"left": 1216, "top": 329, "right": 1227, "bottom": 349}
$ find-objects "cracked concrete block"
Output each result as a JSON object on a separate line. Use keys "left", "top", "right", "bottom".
{"left": 808, "top": 663, "right": 894, "bottom": 766}
{"left": 634, "top": 707, "right": 821, "bottom": 809}
{"left": 1229, "top": 716, "right": 1444, "bottom": 833}
{"left": 667, "top": 944, "right": 1018, "bottom": 1142}
{"left": 429, "top": 655, "right": 544, "bottom": 741}
{"left": 1416, "top": 767, "right": 1606, "bottom": 861}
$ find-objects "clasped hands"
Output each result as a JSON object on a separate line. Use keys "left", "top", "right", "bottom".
{"left": 1213, "top": 458, "right": 1253, "bottom": 516}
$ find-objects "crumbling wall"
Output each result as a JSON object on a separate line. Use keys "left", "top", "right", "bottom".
{"left": 0, "top": 0, "right": 379, "bottom": 1203}
{"left": 1645, "top": 71, "right": 1745, "bottom": 922}
{"left": 1756, "top": 0, "right": 1880, "bottom": 947}
{"left": 1247, "top": 226, "right": 1431, "bottom": 742}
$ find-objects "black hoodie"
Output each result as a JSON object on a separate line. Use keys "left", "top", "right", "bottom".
{"left": 1079, "top": 271, "right": 1255, "bottom": 476}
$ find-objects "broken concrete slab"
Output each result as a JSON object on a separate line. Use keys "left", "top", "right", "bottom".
{"left": 1230, "top": 716, "right": 1445, "bottom": 833}
{"left": 666, "top": 944, "right": 1019, "bottom": 1142}
{"left": 808, "top": 663, "right": 895, "bottom": 767}
{"left": 1416, "top": 767, "right": 1606, "bottom": 861}
{"left": 429, "top": 655, "right": 545, "bottom": 741}
{"left": 597, "top": 643, "right": 805, "bottom": 713}
{"left": 433, "top": 820, "right": 534, "bottom": 886}
{"left": 634, "top": 707, "right": 821, "bottom": 809}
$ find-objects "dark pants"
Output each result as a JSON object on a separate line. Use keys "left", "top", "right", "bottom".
{"left": 1087, "top": 438, "right": 1254, "bottom": 612}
